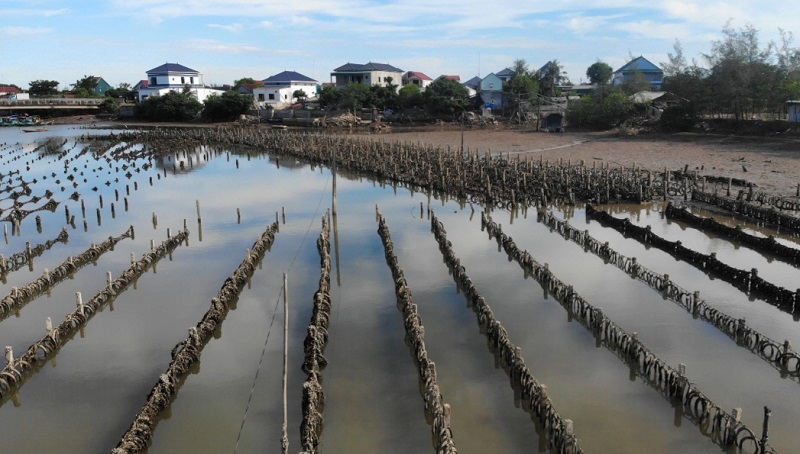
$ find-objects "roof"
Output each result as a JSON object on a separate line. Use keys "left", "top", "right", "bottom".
{"left": 147, "top": 63, "right": 198, "bottom": 74}
{"left": 263, "top": 70, "right": 317, "bottom": 83}
{"left": 0, "top": 86, "right": 22, "bottom": 93}
{"left": 406, "top": 71, "right": 432, "bottom": 81}
{"left": 463, "top": 76, "right": 482, "bottom": 89}
{"left": 333, "top": 62, "right": 403, "bottom": 73}
{"left": 496, "top": 68, "right": 514, "bottom": 78}
{"left": 616, "top": 56, "right": 662, "bottom": 74}
{"left": 439, "top": 75, "right": 461, "bottom": 82}
{"left": 630, "top": 91, "right": 687, "bottom": 104}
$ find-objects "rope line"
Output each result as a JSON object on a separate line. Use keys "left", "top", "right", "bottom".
{"left": 233, "top": 175, "right": 330, "bottom": 453}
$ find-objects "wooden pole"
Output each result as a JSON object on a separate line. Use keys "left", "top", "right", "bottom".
{"left": 281, "top": 272, "right": 289, "bottom": 454}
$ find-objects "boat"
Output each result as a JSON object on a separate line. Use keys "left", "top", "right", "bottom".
{"left": 21, "top": 127, "right": 47, "bottom": 133}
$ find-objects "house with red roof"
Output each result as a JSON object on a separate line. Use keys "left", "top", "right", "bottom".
{"left": 402, "top": 71, "right": 432, "bottom": 90}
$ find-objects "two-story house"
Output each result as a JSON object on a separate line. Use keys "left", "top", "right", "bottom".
{"left": 137, "top": 63, "right": 223, "bottom": 103}
{"left": 330, "top": 62, "right": 403, "bottom": 91}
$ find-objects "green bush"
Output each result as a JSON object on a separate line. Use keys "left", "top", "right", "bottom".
{"left": 135, "top": 91, "right": 202, "bottom": 122}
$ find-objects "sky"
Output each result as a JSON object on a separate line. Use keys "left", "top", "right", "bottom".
{"left": 1, "top": 0, "right": 798, "bottom": 90}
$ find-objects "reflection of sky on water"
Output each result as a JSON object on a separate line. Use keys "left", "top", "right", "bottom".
{"left": 0, "top": 129, "right": 798, "bottom": 453}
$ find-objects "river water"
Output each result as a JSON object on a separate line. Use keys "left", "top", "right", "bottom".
{"left": 0, "top": 125, "right": 798, "bottom": 453}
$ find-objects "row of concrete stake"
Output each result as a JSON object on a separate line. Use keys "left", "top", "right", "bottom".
{"left": 481, "top": 213, "right": 775, "bottom": 453}
{"left": 585, "top": 204, "right": 800, "bottom": 317}
{"left": 0, "top": 226, "right": 134, "bottom": 323}
{"left": 0, "top": 226, "right": 68, "bottom": 280}
{"left": 430, "top": 211, "right": 582, "bottom": 454}
{"left": 376, "top": 209, "right": 458, "bottom": 454}
{"left": 693, "top": 190, "right": 800, "bottom": 233}
{"left": 113, "top": 222, "right": 280, "bottom": 454}
{"left": 299, "top": 214, "right": 332, "bottom": 454}
{"left": 539, "top": 209, "right": 800, "bottom": 380}
{"left": 103, "top": 128, "right": 685, "bottom": 207}
{"left": 0, "top": 228, "right": 188, "bottom": 406}
{"left": 664, "top": 203, "right": 800, "bottom": 267}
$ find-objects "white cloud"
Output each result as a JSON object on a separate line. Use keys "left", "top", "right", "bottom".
{"left": 1, "top": 26, "right": 52, "bottom": 35}
{"left": 208, "top": 23, "right": 243, "bottom": 33}
{"left": 185, "top": 39, "right": 262, "bottom": 53}
{"left": 0, "top": 8, "right": 68, "bottom": 17}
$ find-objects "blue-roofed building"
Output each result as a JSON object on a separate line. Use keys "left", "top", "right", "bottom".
{"left": 330, "top": 62, "right": 403, "bottom": 91}
{"left": 613, "top": 56, "right": 664, "bottom": 90}
{"left": 137, "top": 63, "right": 223, "bottom": 103}
{"left": 253, "top": 70, "right": 319, "bottom": 108}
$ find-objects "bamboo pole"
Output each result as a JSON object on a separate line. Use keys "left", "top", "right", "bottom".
{"left": 281, "top": 272, "right": 289, "bottom": 454}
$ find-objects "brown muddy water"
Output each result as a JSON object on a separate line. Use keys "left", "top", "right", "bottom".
{"left": 0, "top": 125, "right": 798, "bottom": 453}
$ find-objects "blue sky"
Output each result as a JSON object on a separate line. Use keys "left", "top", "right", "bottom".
{"left": 1, "top": 0, "right": 797, "bottom": 90}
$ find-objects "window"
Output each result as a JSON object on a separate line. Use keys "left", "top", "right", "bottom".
{"left": 268, "top": 94, "right": 275, "bottom": 100}
{"left": 150, "top": 77, "right": 156, "bottom": 85}
{"left": 190, "top": 77, "right": 194, "bottom": 84}
{"left": 181, "top": 77, "right": 185, "bottom": 84}
{"left": 258, "top": 94, "right": 265, "bottom": 101}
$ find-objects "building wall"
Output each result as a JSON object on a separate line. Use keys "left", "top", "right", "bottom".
{"left": 137, "top": 87, "right": 222, "bottom": 103}
{"left": 333, "top": 71, "right": 401, "bottom": 90}
{"left": 147, "top": 73, "right": 203, "bottom": 88}
{"left": 254, "top": 82, "right": 318, "bottom": 108}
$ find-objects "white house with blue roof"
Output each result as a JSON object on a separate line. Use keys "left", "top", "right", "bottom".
{"left": 137, "top": 63, "right": 223, "bottom": 103}
{"left": 253, "top": 70, "right": 319, "bottom": 109}
{"left": 330, "top": 62, "right": 403, "bottom": 91}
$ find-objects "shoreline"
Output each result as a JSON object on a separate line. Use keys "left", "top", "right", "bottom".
{"left": 65, "top": 114, "right": 800, "bottom": 198}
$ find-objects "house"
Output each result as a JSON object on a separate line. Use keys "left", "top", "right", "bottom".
{"left": 630, "top": 91, "right": 686, "bottom": 119}
{"left": 478, "top": 73, "right": 504, "bottom": 109}
{"left": 330, "top": 62, "right": 403, "bottom": 91}
{"left": 402, "top": 71, "right": 433, "bottom": 90}
{"left": 235, "top": 83, "right": 260, "bottom": 95}
{"left": 0, "top": 86, "right": 23, "bottom": 98}
{"left": 90, "top": 77, "right": 112, "bottom": 95}
{"left": 613, "top": 56, "right": 663, "bottom": 90}
{"left": 788, "top": 101, "right": 800, "bottom": 122}
{"left": 253, "top": 71, "right": 319, "bottom": 109}
{"left": 495, "top": 68, "right": 514, "bottom": 83}
{"left": 137, "top": 63, "right": 223, "bottom": 103}
{"left": 463, "top": 76, "right": 482, "bottom": 97}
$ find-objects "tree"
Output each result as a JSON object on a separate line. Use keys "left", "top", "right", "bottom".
{"left": 619, "top": 71, "right": 651, "bottom": 94}
{"left": 341, "top": 83, "right": 372, "bottom": 110}
{"left": 398, "top": 84, "right": 423, "bottom": 109}
{"left": 28, "top": 80, "right": 60, "bottom": 97}
{"left": 586, "top": 61, "right": 613, "bottom": 85}
{"left": 661, "top": 40, "right": 688, "bottom": 78}
{"left": 370, "top": 77, "right": 399, "bottom": 111}
{"left": 536, "top": 60, "right": 567, "bottom": 96}
{"left": 135, "top": 90, "right": 202, "bottom": 121}
{"left": 566, "top": 86, "right": 634, "bottom": 129}
{"left": 234, "top": 77, "right": 263, "bottom": 88}
{"left": 98, "top": 97, "right": 119, "bottom": 114}
{"left": 319, "top": 85, "right": 344, "bottom": 110}
{"left": 202, "top": 90, "right": 253, "bottom": 122}
{"left": 422, "top": 78, "right": 469, "bottom": 119}
{"left": 512, "top": 58, "right": 530, "bottom": 77}
{"left": 293, "top": 89, "right": 308, "bottom": 104}
{"left": 72, "top": 75, "right": 97, "bottom": 93}
{"left": 504, "top": 73, "right": 539, "bottom": 122}
{"left": 704, "top": 21, "right": 774, "bottom": 120}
